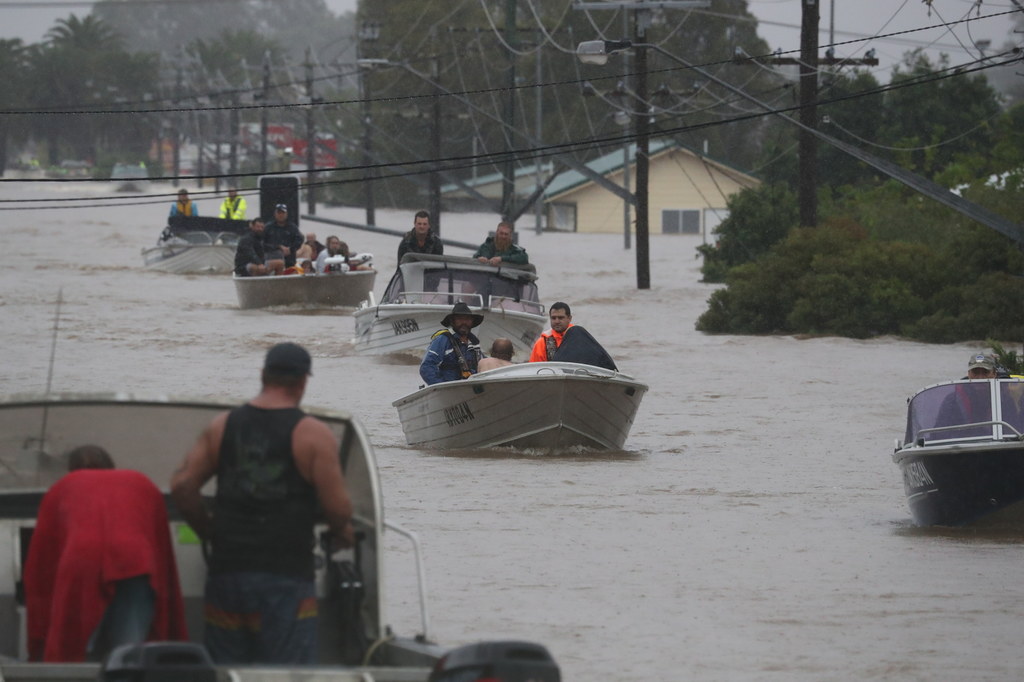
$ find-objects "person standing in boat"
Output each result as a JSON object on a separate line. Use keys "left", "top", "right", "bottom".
{"left": 170, "top": 343, "right": 355, "bottom": 665}
{"left": 478, "top": 338, "right": 515, "bottom": 371}
{"left": 218, "top": 187, "right": 247, "bottom": 220}
{"left": 420, "top": 302, "right": 483, "bottom": 385}
{"left": 474, "top": 221, "right": 528, "bottom": 266}
{"left": 169, "top": 188, "right": 198, "bottom": 217}
{"left": 24, "top": 445, "right": 188, "bottom": 663}
{"left": 397, "top": 210, "right": 443, "bottom": 262}
{"left": 264, "top": 203, "right": 304, "bottom": 269}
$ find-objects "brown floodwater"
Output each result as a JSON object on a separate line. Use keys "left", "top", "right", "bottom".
{"left": 2, "top": 181, "right": 1021, "bottom": 680}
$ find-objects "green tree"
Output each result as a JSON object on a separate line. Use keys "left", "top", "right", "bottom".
{"left": 0, "top": 39, "right": 27, "bottom": 173}
{"left": 697, "top": 182, "right": 798, "bottom": 282}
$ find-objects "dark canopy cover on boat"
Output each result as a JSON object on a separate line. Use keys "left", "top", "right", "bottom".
{"left": 551, "top": 325, "right": 617, "bottom": 371}
{"left": 167, "top": 216, "right": 249, "bottom": 237}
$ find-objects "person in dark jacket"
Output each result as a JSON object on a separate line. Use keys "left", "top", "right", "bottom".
{"left": 264, "top": 204, "right": 304, "bottom": 268}
{"left": 397, "top": 210, "right": 443, "bottom": 262}
{"left": 474, "top": 221, "right": 528, "bottom": 265}
{"left": 234, "top": 218, "right": 271, "bottom": 276}
{"left": 420, "top": 302, "right": 483, "bottom": 385}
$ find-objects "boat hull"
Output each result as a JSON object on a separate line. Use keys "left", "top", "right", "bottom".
{"left": 234, "top": 270, "right": 376, "bottom": 309}
{"left": 353, "top": 304, "right": 544, "bottom": 358}
{"left": 894, "top": 378, "right": 1024, "bottom": 526}
{"left": 142, "top": 244, "right": 235, "bottom": 274}
{"left": 392, "top": 362, "right": 647, "bottom": 450}
{"left": 893, "top": 443, "right": 1024, "bottom": 526}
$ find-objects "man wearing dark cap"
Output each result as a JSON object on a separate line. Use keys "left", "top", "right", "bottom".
{"left": 264, "top": 203, "right": 304, "bottom": 268}
{"left": 420, "top": 302, "right": 484, "bottom": 385}
{"left": 171, "top": 342, "right": 354, "bottom": 665}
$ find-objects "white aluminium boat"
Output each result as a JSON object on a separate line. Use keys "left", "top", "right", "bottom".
{"left": 352, "top": 254, "right": 545, "bottom": 358}
{"left": 233, "top": 269, "right": 376, "bottom": 310}
{"left": 142, "top": 216, "right": 246, "bottom": 275}
{"left": 0, "top": 393, "right": 560, "bottom": 681}
{"left": 393, "top": 362, "right": 648, "bottom": 451}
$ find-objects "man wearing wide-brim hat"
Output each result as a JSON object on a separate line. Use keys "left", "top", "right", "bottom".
{"left": 419, "top": 302, "right": 484, "bottom": 385}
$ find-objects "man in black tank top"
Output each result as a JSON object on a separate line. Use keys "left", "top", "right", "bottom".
{"left": 171, "top": 343, "right": 354, "bottom": 665}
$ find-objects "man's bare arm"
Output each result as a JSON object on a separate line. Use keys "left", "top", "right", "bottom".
{"left": 294, "top": 417, "right": 354, "bottom": 548}
{"left": 170, "top": 413, "right": 226, "bottom": 542}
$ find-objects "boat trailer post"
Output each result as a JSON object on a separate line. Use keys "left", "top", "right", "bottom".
{"left": 384, "top": 520, "right": 432, "bottom": 642}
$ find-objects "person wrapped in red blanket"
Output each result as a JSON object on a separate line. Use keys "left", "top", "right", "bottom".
{"left": 24, "top": 445, "right": 188, "bottom": 662}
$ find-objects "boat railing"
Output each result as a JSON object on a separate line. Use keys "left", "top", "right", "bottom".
{"left": 912, "top": 419, "right": 1024, "bottom": 446}
{"left": 488, "top": 295, "right": 544, "bottom": 315}
{"left": 396, "top": 291, "right": 484, "bottom": 307}
{"left": 383, "top": 519, "right": 432, "bottom": 643}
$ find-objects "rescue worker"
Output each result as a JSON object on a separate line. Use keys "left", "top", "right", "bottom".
{"left": 420, "top": 302, "right": 483, "bottom": 385}
{"left": 218, "top": 187, "right": 247, "bottom": 220}
{"left": 529, "top": 302, "right": 574, "bottom": 362}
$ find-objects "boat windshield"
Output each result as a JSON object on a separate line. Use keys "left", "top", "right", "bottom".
{"left": 383, "top": 264, "right": 541, "bottom": 313}
{"left": 904, "top": 379, "right": 1024, "bottom": 444}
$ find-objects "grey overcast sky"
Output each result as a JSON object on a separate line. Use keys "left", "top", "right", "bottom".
{"left": 0, "top": 0, "right": 1016, "bottom": 75}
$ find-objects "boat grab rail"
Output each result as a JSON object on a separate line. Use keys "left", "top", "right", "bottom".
{"left": 396, "top": 291, "right": 484, "bottom": 307}
{"left": 913, "top": 419, "right": 1024, "bottom": 445}
{"left": 384, "top": 520, "right": 432, "bottom": 643}
{"left": 489, "top": 295, "right": 544, "bottom": 315}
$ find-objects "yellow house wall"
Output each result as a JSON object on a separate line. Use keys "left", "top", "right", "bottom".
{"left": 549, "top": 150, "right": 759, "bottom": 234}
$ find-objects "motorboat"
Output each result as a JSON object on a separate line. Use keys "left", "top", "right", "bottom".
{"left": 893, "top": 378, "right": 1024, "bottom": 526}
{"left": 233, "top": 269, "right": 376, "bottom": 310}
{"left": 142, "top": 216, "right": 247, "bottom": 274}
{"left": 353, "top": 254, "right": 545, "bottom": 358}
{"left": 0, "top": 393, "right": 559, "bottom": 681}
{"left": 393, "top": 361, "right": 648, "bottom": 451}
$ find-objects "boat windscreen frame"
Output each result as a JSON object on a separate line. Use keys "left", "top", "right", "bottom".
{"left": 904, "top": 379, "right": 1024, "bottom": 445}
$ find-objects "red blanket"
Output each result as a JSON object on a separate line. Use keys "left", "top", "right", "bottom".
{"left": 24, "top": 469, "right": 189, "bottom": 662}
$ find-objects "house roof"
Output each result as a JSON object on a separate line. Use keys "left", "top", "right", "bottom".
{"left": 550, "top": 139, "right": 761, "bottom": 201}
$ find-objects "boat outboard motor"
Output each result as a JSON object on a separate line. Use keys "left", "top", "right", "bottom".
{"left": 428, "top": 640, "right": 560, "bottom": 682}
{"left": 100, "top": 642, "right": 216, "bottom": 682}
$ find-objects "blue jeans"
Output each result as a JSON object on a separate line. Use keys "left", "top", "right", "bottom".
{"left": 88, "top": 575, "right": 155, "bottom": 661}
{"left": 203, "top": 571, "right": 317, "bottom": 665}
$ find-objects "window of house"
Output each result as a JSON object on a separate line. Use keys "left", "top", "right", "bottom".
{"left": 661, "top": 209, "right": 700, "bottom": 234}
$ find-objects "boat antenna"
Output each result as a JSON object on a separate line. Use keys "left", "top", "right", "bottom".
{"left": 37, "top": 287, "right": 63, "bottom": 452}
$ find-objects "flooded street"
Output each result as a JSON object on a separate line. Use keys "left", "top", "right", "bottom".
{"left": 2, "top": 182, "right": 1023, "bottom": 680}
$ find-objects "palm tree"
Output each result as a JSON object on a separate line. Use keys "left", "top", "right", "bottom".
{"left": 45, "top": 14, "right": 123, "bottom": 51}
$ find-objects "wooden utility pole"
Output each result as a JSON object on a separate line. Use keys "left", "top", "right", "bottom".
{"left": 798, "top": 0, "right": 819, "bottom": 228}
{"left": 260, "top": 52, "right": 270, "bottom": 175}
{"left": 304, "top": 47, "right": 316, "bottom": 215}
{"left": 430, "top": 51, "right": 443, "bottom": 235}
{"left": 501, "top": 0, "right": 517, "bottom": 221}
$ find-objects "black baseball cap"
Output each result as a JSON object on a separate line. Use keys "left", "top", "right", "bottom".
{"left": 263, "top": 342, "right": 312, "bottom": 376}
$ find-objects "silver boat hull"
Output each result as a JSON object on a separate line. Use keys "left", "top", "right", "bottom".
{"left": 233, "top": 270, "right": 377, "bottom": 309}
{"left": 393, "top": 362, "right": 648, "bottom": 450}
{"left": 141, "top": 244, "right": 235, "bottom": 274}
